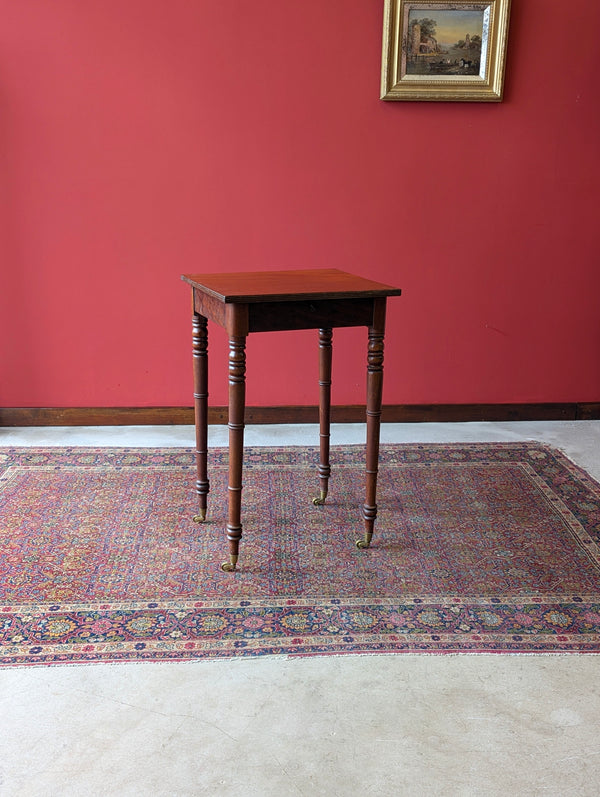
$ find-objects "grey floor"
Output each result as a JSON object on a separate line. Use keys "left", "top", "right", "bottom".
{"left": 1, "top": 421, "right": 600, "bottom": 796}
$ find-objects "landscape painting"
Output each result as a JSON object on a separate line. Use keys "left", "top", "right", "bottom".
{"left": 405, "top": 7, "right": 487, "bottom": 77}
{"left": 380, "top": 0, "right": 511, "bottom": 101}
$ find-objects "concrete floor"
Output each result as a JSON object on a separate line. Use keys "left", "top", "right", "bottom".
{"left": 1, "top": 421, "right": 600, "bottom": 796}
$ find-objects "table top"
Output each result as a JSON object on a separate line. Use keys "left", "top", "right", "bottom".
{"left": 181, "top": 268, "right": 402, "bottom": 304}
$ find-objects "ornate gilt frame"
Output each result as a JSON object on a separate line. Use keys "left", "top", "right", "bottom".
{"left": 381, "top": 0, "right": 511, "bottom": 101}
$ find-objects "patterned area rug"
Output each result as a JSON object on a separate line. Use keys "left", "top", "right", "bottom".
{"left": 1, "top": 443, "right": 600, "bottom": 666}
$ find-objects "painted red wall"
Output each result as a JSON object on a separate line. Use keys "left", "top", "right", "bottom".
{"left": 1, "top": 1, "right": 599, "bottom": 408}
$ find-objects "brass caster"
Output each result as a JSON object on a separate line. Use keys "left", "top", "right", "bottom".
{"left": 193, "top": 509, "right": 207, "bottom": 523}
{"left": 221, "top": 556, "right": 238, "bottom": 573}
{"left": 312, "top": 491, "right": 327, "bottom": 506}
{"left": 356, "top": 538, "right": 370, "bottom": 549}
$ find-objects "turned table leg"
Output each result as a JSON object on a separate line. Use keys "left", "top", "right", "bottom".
{"left": 222, "top": 333, "right": 247, "bottom": 572}
{"left": 192, "top": 312, "right": 209, "bottom": 523}
{"left": 357, "top": 300, "right": 387, "bottom": 550}
{"left": 313, "top": 327, "right": 332, "bottom": 506}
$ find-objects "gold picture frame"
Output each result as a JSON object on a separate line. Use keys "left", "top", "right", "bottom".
{"left": 381, "top": 0, "right": 511, "bottom": 101}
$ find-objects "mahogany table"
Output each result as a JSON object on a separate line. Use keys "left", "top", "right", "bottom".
{"left": 181, "top": 269, "right": 402, "bottom": 572}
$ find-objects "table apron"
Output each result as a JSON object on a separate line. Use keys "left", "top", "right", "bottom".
{"left": 193, "top": 291, "right": 227, "bottom": 327}
{"left": 247, "top": 297, "right": 377, "bottom": 332}
{"left": 193, "top": 292, "right": 385, "bottom": 335}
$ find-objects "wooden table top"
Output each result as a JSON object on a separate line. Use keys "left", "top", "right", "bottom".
{"left": 181, "top": 268, "right": 402, "bottom": 304}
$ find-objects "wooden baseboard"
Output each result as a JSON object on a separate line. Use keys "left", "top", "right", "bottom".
{"left": 1, "top": 403, "right": 599, "bottom": 427}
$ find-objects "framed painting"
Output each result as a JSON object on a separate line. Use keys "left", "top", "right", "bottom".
{"left": 381, "top": 0, "right": 511, "bottom": 101}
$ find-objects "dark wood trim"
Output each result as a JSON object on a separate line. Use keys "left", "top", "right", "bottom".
{"left": 578, "top": 402, "right": 600, "bottom": 420}
{"left": 1, "top": 403, "right": 599, "bottom": 427}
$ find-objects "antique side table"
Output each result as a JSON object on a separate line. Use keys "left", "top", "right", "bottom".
{"left": 181, "top": 269, "right": 402, "bottom": 571}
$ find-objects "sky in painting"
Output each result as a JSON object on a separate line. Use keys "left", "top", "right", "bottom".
{"left": 408, "top": 8, "right": 485, "bottom": 46}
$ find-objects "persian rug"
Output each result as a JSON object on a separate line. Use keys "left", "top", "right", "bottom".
{"left": 1, "top": 443, "right": 600, "bottom": 667}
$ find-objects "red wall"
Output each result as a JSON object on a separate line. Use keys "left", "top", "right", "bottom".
{"left": 1, "top": 1, "right": 599, "bottom": 408}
